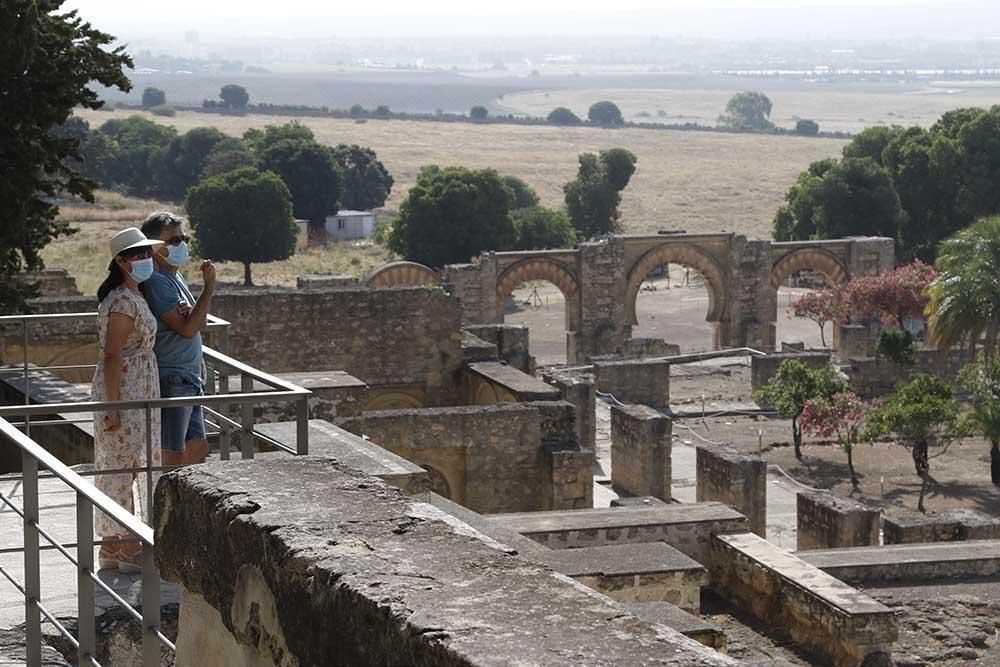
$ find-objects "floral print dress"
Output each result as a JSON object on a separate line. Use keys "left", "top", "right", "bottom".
{"left": 91, "top": 286, "right": 161, "bottom": 535}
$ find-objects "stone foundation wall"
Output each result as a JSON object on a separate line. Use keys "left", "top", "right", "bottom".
{"left": 750, "top": 351, "right": 832, "bottom": 392}
{"left": 846, "top": 348, "right": 974, "bottom": 399}
{"left": 883, "top": 509, "right": 1000, "bottom": 544}
{"left": 796, "top": 491, "right": 880, "bottom": 551}
{"left": 342, "top": 401, "right": 588, "bottom": 513}
{"left": 695, "top": 445, "right": 767, "bottom": 537}
{"left": 592, "top": 358, "right": 671, "bottom": 407}
{"left": 154, "top": 458, "right": 736, "bottom": 667}
{"left": 610, "top": 404, "right": 671, "bottom": 501}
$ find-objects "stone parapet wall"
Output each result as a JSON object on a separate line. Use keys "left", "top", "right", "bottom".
{"left": 846, "top": 349, "right": 974, "bottom": 399}
{"left": 796, "top": 491, "right": 880, "bottom": 551}
{"left": 799, "top": 540, "right": 1000, "bottom": 584}
{"left": 463, "top": 324, "right": 534, "bottom": 373}
{"left": 619, "top": 338, "right": 681, "bottom": 358}
{"left": 750, "top": 351, "right": 832, "bottom": 393}
{"left": 695, "top": 444, "right": 767, "bottom": 537}
{"left": 229, "top": 371, "right": 369, "bottom": 426}
{"left": 295, "top": 274, "right": 357, "bottom": 289}
{"left": 154, "top": 458, "right": 736, "bottom": 666}
{"left": 610, "top": 404, "right": 671, "bottom": 501}
{"left": 592, "top": 358, "right": 671, "bottom": 407}
{"left": 883, "top": 509, "right": 1000, "bottom": 544}
{"left": 463, "top": 361, "right": 561, "bottom": 405}
{"left": 709, "top": 532, "right": 898, "bottom": 667}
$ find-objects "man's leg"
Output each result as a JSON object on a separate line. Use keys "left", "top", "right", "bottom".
{"left": 181, "top": 403, "right": 208, "bottom": 464}
{"left": 160, "top": 376, "right": 193, "bottom": 467}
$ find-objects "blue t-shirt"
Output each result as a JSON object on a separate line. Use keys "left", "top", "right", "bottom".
{"left": 143, "top": 268, "right": 203, "bottom": 387}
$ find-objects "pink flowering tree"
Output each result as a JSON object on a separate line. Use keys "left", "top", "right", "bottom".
{"left": 843, "top": 261, "right": 938, "bottom": 330}
{"left": 800, "top": 391, "right": 871, "bottom": 489}
{"left": 791, "top": 288, "right": 845, "bottom": 348}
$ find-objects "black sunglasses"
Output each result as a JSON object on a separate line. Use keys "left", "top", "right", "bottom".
{"left": 166, "top": 234, "right": 190, "bottom": 246}
{"left": 119, "top": 246, "right": 153, "bottom": 259}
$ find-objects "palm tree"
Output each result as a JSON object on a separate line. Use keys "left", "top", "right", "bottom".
{"left": 927, "top": 215, "right": 1000, "bottom": 356}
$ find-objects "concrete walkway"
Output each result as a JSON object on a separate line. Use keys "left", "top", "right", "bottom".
{"left": 593, "top": 398, "right": 800, "bottom": 550}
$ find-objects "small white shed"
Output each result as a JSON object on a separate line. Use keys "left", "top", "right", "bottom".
{"left": 325, "top": 210, "right": 376, "bottom": 240}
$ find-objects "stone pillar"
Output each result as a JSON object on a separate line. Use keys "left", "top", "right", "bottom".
{"left": 541, "top": 369, "right": 596, "bottom": 452}
{"left": 576, "top": 239, "right": 629, "bottom": 358}
{"left": 610, "top": 404, "right": 671, "bottom": 501}
{"left": 796, "top": 491, "right": 880, "bottom": 551}
{"left": 592, "top": 358, "right": 670, "bottom": 407}
{"left": 696, "top": 445, "right": 767, "bottom": 537}
{"left": 728, "top": 237, "right": 774, "bottom": 352}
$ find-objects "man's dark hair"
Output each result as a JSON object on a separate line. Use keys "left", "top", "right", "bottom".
{"left": 140, "top": 211, "right": 184, "bottom": 239}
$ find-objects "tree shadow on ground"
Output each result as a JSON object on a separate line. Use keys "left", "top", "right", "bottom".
{"left": 784, "top": 455, "right": 867, "bottom": 495}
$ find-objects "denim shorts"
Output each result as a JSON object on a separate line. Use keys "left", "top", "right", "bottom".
{"left": 160, "top": 374, "right": 206, "bottom": 453}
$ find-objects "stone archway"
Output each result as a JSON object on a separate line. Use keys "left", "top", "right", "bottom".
{"left": 365, "top": 261, "right": 439, "bottom": 288}
{"left": 495, "top": 258, "right": 581, "bottom": 332}
{"left": 625, "top": 243, "right": 728, "bottom": 330}
{"left": 770, "top": 249, "right": 849, "bottom": 289}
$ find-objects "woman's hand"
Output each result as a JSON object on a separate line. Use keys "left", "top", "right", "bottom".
{"left": 103, "top": 410, "right": 122, "bottom": 432}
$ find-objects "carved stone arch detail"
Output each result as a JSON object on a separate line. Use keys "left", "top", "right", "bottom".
{"left": 625, "top": 243, "right": 728, "bottom": 326}
{"left": 770, "top": 249, "right": 849, "bottom": 289}
{"left": 495, "top": 258, "right": 581, "bottom": 331}
{"left": 365, "top": 261, "right": 439, "bottom": 288}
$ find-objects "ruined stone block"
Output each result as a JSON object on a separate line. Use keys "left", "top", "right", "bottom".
{"left": 696, "top": 444, "right": 767, "bottom": 537}
{"left": 796, "top": 491, "right": 880, "bottom": 551}
{"left": 883, "top": 509, "right": 1000, "bottom": 545}
{"left": 610, "top": 404, "right": 671, "bottom": 501}
{"left": 593, "top": 358, "right": 671, "bottom": 407}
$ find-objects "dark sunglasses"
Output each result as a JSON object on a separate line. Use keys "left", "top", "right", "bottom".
{"left": 119, "top": 247, "right": 153, "bottom": 259}
{"left": 166, "top": 234, "right": 190, "bottom": 246}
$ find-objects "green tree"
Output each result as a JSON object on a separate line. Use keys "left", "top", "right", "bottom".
{"left": 842, "top": 125, "right": 904, "bottom": 165}
{"left": 587, "top": 100, "right": 624, "bottom": 126}
{"left": 512, "top": 206, "right": 576, "bottom": 250}
{"left": 930, "top": 107, "right": 986, "bottom": 139}
{"left": 470, "top": 105, "right": 489, "bottom": 120}
{"left": 257, "top": 139, "right": 343, "bottom": 231}
{"left": 772, "top": 158, "right": 837, "bottom": 241}
{"left": 955, "top": 106, "right": 1000, "bottom": 219}
{"left": 865, "top": 374, "right": 962, "bottom": 512}
{"left": 185, "top": 167, "right": 296, "bottom": 286}
{"left": 159, "top": 126, "right": 232, "bottom": 199}
{"left": 331, "top": 144, "right": 394, "bottom": 211}
{"left": 0, "top": 0, "right": 131, "bottom": 312}
{"left": 374, "top": 105, "right": 391, "bottom": 117}
{"left": 795, "top": 119, "right": 819, "bottom": 136}
{"left": 502, "top": 175, "right": 540, "bottom": 210}
{"left": 199, "top": 140, "right": 255, "bottom": 180}
{"left": 349, "top": 104, "right": 366, "bottom": 117}
{"left": 927, "top": 215, "right": 1000, "bottom": 355}
{"left": 719, "top": 91, "right": 774, "bottom": 131}
{"left": 958, "top": 354, "right": 1000, "bottom": 486}
{"left": 387, "top": 165, "right": 516, "bottom": 267}
{"left": 219, "top": 83, "right": 249, "bottom": 110}
{"left": 548, "top": 107, "right": 582, "bottom": 126}
{"left": 141, "top": 86, "right": 165, "bottom": 108}
{"left": 244, "top": 121, "right": 314, "bottom": 153}
{"left": 752, "top": 360, "right": 846, "bottom": 460}
{"left": 564, "top": 148, "right": 637, "bottom": 238}
{"left": 95, "top": 115, "right": 176, "bottom": 196}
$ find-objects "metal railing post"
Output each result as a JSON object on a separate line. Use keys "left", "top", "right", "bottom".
{"left": 22, "top": 451, "right": 41, "bottom": 666}
{"left": 240, "top": 373, "right": 254, "bottom": 459}
{"left": 145, "top": 406, "right": 154, "bottom": 525}
{"left": 218, "top": 367, "right": 231, "bottom": 460}
{"left": 76, "top": 494, "right": 96, "bottom": 666}
{"left": 141, "top": 546, "right": 160, "bottom": 666}
{"left": 22, "top": 320, "right": 30, "bottom": 438}
{"left": 296, "top": 396, "right": 309, "bottom": 456}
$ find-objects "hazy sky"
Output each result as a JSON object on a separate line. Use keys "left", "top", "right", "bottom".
{"left": 67, "top": 0, "right": 1000, "bottom": 39}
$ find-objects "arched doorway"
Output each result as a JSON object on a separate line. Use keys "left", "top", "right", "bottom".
{"left": 625, "top": 244, "right": 728, "bottom": 351}
{"left": 770, "top": 249, "right": 849, "bottom": 350}
{"left": 496, "top": 259, "right": 580, "bottom": 365}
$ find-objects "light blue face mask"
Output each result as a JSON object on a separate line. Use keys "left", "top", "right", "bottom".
{"left": 165, "top": 241, "right": 189, "bottom": 267}
{"left": 129, "top": 257, "right": 154, "bottom": 283}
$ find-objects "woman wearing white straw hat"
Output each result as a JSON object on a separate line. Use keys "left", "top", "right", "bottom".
{"left": 92, "top": 227, "right": 163, "bottom": 572}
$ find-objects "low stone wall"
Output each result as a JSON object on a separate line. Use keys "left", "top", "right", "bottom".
{"left": 463, "top": 324, "right": 534, "bottom": 374}
{"left": 540, "top": 368, "right": 596, "bottom": 453}
{"left": 461, "top": 331, "right": 499, "bottom": 365}
{"left": 883, "top": 509, "right": 1000, "bottom": 544}
{"left": 342, "top": 401, "right": 590, "bottom": 513}
{"left": 846, "top": 348, "right": 974, "bottom": 399}
{"left": 16, "top": 269, "right": 81, "bottom": 297}
{"left": 695, "top": 445, "right": 766, "bottom": 537}
{"left": 610, "top": 404, "right": 671, "bottom": 501}
{"left": 463, "top": 361, "right": 561, "bottom": 405}
{"left": 709, "top": 532, "right": 898, "bottom": 667}
{"left": 796, "top": 491, "right": 880, "bottom": 551}
{"left": 228, "top": 370, "right": 368, "bottom": 426}
{"left": 619, "top": 338, "right": 681, "bottom": 358}
{"left": 154, "top": 458, "right": 736, "bottom": 666}
{"left": 592, "top": 358, "right": 670, "bottom": 407}
{"left": 295, "top": 274, "right": 356, "bottom": 289}
{"left": 750, "top": 351, "right": 831, "bottom": 392}
{"left": 798, "top": 540, "right": 1000, "bottom": 584}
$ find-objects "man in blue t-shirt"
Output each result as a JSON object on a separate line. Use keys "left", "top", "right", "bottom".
{"left": 140, "top": 212, "right": 216, "bottom": 466}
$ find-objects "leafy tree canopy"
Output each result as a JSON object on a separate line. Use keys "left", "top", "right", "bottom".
{"left": 257, "top": 139, "right": 343, "bottom": 228}
{"left": 331, "top": 144, "right": 394, "bottom": 211}
{"left": 502, "top": 175, "right": 540, "bottom": 210}
{"left": 243, "top": 121, "right": 314, "bottom": 153}
{"left": 719, "top": 91, "right": 774, "bottom": 131}
{"left": 185, "top": 167, "right": 296, "bottom": 286}
{"left": 512, "top": 206, "right": 576, "bottom": 250}
{"left": 142, "top": 86, "right": 165, "bottom": 107}
{"left": 564, "top": 148, "right": 637, "bottom": 239}
{"left": 587, "top": 100, "right": 624, "bottom": 126}
{"left": 470, "top": 105, "right": 489, "bottom": 120}
{"left": 0, "top": 0, "right": 131, "bottom": 312}
{"left": 548, "top": 107, "right": 582, "bottom": 126}
{"left": 219, "top": 83, "right": 249, "bottom": 109}
{"left": 387, "top": 165, "right": 516, "bottom": 267}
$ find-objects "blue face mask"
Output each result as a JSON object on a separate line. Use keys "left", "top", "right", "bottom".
{"left": 129, "top": 257, "right": 154, "bottom": 283}
{"left": 165, "top": 241, "right": 189, "bottom": 267}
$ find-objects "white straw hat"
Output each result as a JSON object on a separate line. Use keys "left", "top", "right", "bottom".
{"left": 109, "top": 227, "right": 162, "bottom": 257}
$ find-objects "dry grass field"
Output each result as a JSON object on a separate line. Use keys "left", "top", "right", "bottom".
{"left": 497, "top": 82, "right": 1000, "bottom": 134}
{"left": 74, "top": 108, "right": 844, "bottom": 241}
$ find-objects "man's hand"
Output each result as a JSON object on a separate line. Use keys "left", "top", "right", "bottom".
{"left": 176, "top": 301, "right": 192, "bottom": 318}
{"left": 201, "top": 260, "right": 216, "bottom": 290}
